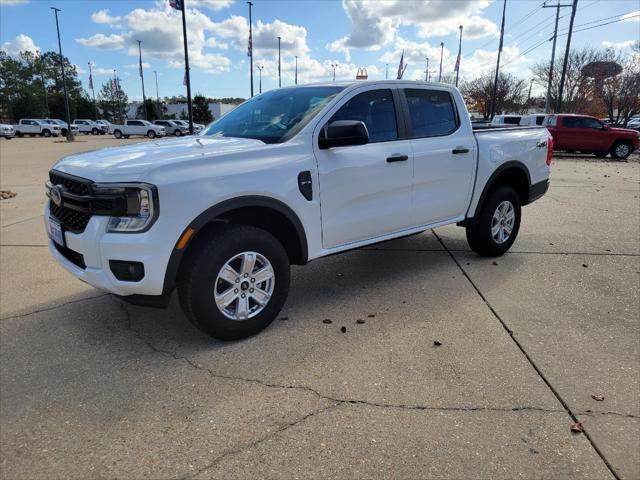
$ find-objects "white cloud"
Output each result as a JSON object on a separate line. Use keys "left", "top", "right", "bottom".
{"left": 602, "top": 40, "right": 636, "bottom": 49}
{"left": 125, "top": 62, "right": 151, "bottom": 69}
{"left": 0, "top": 0, "right": 29, "bottom": 4}
{"left": 621, "top": 11, "right": 639, "bottom": 22}
{"left": 1, "top": 33, "right": 38, "bottom": 56}
{"left": 189, "top": 0, "right": 234, "bottom": 10}
{"left": 328, "top": 0, "right": 497, "bottom": 60}
{"left": 91, "top": 9, "right": 122, "bottom": 26}
{"left": 76, "top": 33, "right": 125, "bottom": 49}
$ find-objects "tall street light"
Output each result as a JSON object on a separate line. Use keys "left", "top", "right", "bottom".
{"left": 137, "top": 40, "right": 147, "bottom": 120}
{"left": 247, "top": 2, "right": 254, "bottom": 97}
{"left": 438, "top": 42, "right": 444, "bottom": 82}
{"left": 277, "top": 36, "right": 282, "bottom": 88}
{"left": 154, "top": 70, "right": 159, "bottom": 101}
{"left": 294, "top": 55, "right": 298, "bottom": 85}
{"left": 425, "top": 57, "right": 429, "bottom": 81}
{"left": 257, "top": 65, "right": 264, "bottom": 93}
{"left": 455, "top": 25, "right": 463, "bottom": 87}
{"left": 51, "top": 7, "right": 73, "bottom": 142}
{"left": 331, "top": 63, "right": 338, "bottom": 81}
{"left": 385, "top": 63, "right": 388, "bottom": 80}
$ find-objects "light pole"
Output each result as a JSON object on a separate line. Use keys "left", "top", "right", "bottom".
{"left": 257, "top": 65, "right": 264, "bottom": 93}
{"left": 438, "top": 42, "right": 444, "bottom": 82}
{"left": 490, "top": 0, "right": 507, "bottom": 120}
{"left": 425, "top": 57, "right": 429, "bottom": 81}
{"left": 294, "top": 55, "right": 298, "bottom": 85}
{"left": 455, "top": 25, "right": 463, "bottom": 87}
{"left": 137, "top": 40, "right": 147, "bottom": 120}
{"left": 88, "top": 62, "right": 97, "bottom": 119}
{"left": 51, "top": 7, "right": 73, "bottom": 142}
{"left": 277, "top": 36, "right": 281, "bottom": 88}
{"left": 248, "top": 2, "right": 254, "bottom": 97}
{"left": 154, "top": 70, "right": 159, "bottom": 101}
{"left": 331, "top": 63, "right": 338, "bottom": 81}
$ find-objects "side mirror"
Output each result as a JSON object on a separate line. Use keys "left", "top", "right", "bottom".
{"left": 602, "top": 124, "right": 609, "bottom": 130}
{"left": 318, "top": 120, "right": 369, "bottom": 149}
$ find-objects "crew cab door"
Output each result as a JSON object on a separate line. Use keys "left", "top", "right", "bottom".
{"left": 400, "top": 87, "right": 476, "bottom": 225}
{"left": 22, "top": 120, "right": 37, "bottom": 134}
{"left": 127, "top": 121, "right": 143, "bottom": 135}
{"left": 314, "top": 87, "right": 413, "bottom": 248}
{"left": 559, "top": 116, "right": 607, "bottom": 151}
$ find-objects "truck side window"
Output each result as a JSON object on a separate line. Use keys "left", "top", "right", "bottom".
{"left": 581, "top": 118, "right": 603, "bottom": 129}
{"left": 404, "top": 89, "right": 458, "bottom": 137}
{"left": 562, "top": 117, "right": 580, "bottom": 128}
{"left": 330, "top": 89, "right": 397, "bottom": 143}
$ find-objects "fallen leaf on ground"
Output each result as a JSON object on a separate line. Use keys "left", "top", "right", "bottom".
{"left": 340, "top": 326, "right": 347, "bottom": 333}
{"left": 279, "top": 316, "right": 289, "bottom": 321}
{"left": 433, "top": 340, "right": 442, "bottom": 347}
{"left": 582, "top": 264, "right": 588, "bottom": 268}
{"left": 570, "top": 422, "right": 584, "bottom": 433}
{"left": 356, "top": 319, "right": 365, "bottom": 324}
{"left": 322, "top": 319, "right": 332, "bottom": 324}
{"left": 492, "top": 261, "right": 498, "bottom": 266}
{"left": 368, "top": 314, "right": 375, "bottom": 318}
{"left": 591, "top": 394, "right": 604, "bottom": 402}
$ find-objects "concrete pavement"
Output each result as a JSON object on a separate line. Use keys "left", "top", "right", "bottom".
{"left": 0, "top": 137, "right": 638, "bottom": 479}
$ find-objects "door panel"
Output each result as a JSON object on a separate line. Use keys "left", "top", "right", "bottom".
{"left": 315, "top": 88, "right": 413, "bottom": 248}
{"left": 403, "top": 88, "right": 476, "bottom": 225}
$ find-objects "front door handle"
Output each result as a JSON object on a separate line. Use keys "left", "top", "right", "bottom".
{"left": 452, "top": 147, "right": 470, "bottom": 154}
{"left": 387, "top": 154, "right": 409, "bottom": 163}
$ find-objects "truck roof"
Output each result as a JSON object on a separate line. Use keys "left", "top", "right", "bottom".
{"left": 278, "top": 80, "right": 457, "bottom": 90}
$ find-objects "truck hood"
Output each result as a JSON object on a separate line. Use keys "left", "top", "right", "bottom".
{"left": 608, "top": 127, "right": 639, "bottom": 136}
{"left": 52, "top": 136, "right": 267, "bottom": 182}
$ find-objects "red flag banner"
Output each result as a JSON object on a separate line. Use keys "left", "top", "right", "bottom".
{"left": 396, "top": 50, "right": 404, "bottom": 80}
{"left": 169, "top": 0, "right": 183, "bottom": 10}
{"left": 88, "top": 73, "right": 93, "bottom": 90}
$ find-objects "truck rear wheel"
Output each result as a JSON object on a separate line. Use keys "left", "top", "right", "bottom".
{"left": 147, "top": 130, "right": 156, "bottom": 138}
{"left": 466, "top": 185, "right": 521, "bottom": 257}
{"left": 178, "top": 225, "right": 290, "bottom": 341}
{"left": 114, "top": 130, "right": 123, "bottom": 139}
{"left": 610, "top": 140, "right": 632, "bottom": 160}
{"left": 42, "top": 129, "right": 51, "bottom": 137}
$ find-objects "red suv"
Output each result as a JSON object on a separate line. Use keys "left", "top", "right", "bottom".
{"left": 544, "top": 114, "right": 639, "bottom": 159}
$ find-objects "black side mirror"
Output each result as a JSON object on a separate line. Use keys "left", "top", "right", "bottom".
{"left": 318, "top": 120, "right": 369, "bottom": 149}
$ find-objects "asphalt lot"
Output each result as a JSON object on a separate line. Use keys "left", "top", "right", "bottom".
{"left": 0, "top": 136, "right": 638, "bottom": 479}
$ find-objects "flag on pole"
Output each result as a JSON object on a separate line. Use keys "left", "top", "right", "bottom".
{"left": 111, "top": 79, "right": 116, "bottom": 93}
{"left": 454, "top": 51, "right": 461, "bottom": 72}
{"left": 139, "top": 58, "right": 143, "bottom": 78}
{"left": 396, "top": 49, "right": 405, "bottom": 79}
{"left": 169, "top": 0, "right": 183, "bottom": 10}
{"left": 88, "top": 73, "right": 93, "bottom": 90}
{"left": 247, "top": 29, "right": 252, "bottom": 57}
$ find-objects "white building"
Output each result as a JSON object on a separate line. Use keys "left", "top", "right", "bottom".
{"left": 126, "top": 101, "right": 236, "bottom": 121}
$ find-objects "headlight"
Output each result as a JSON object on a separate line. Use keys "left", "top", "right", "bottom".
{"left": 92, "top": 183, "right": 159, "bottom": 233}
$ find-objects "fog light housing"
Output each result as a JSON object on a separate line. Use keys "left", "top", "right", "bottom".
{"left": 109, "top": 260, "right": 145, "bottom": 282}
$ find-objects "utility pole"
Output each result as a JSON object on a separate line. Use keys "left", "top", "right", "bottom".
{"left": 247, "top": 2, "right": 254, "bottom": 97}
{"left": 490, "top": 0, "right": 507, "bottom": 120}
{"left": 527, "top": 78, "right": 534, "bottom": 102}
{"left": 137, "top": 40, "right": 147, "bottom": 120}
{"left": 543, "top": 1, "right": 570, "bottom": 112}
{"left": 277, "top": 36, "right": 282, "bottom": 88}
{"left": 455, "top": 25, "right": 463, "bottom": 87}
{"left": 331, "top": 63, "right": 338, "bottom": 81}
{"left": 556, "top": 0, "right": 578, "bottom": 113}
{"left": 438, "top": 42, "right": 444, "bottom": 82}
{"left": 176, "top": 0, "right": 194, "bottom": 134}
{"left": 257, "top": 65, "right": 264, "bottom": 93}
{"left": 385, "top": 63, "right": 388, "bottom": 80}
{"left": 425, "top": 57, "right": 429, "bottom": 81}
{"left": 154, "top": 70, "right": 159, "bottom": 101}
{"left": 294, "top": 55, "right": 298, "bottom": 85}
{"left": 88, "top": 62, "right": 97, "bottom": 119}
{"left": 51, "top": 7, "right": 73, "bottom": 142}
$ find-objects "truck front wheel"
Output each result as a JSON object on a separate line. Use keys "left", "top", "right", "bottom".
{"left": 466, "top": 185, "right": 521, "bottom": 257}
{"left": 147, "top": 130, "right": 156, "bottom": 138}
{"left": 178, "top": 225, "right": 290, "bottom": 341}
{"left": 610, "top": 140, "right": 632, "bottom": 160}
{"left": 114, "top": 130, "right": 123, "bottom": 139}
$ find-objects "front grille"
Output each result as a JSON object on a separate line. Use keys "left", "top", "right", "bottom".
{"left": 49, "top": 171, "right": 93, "bottom": 233}
{"left": 53, "top": 242, "right": 86, "bottom": 269}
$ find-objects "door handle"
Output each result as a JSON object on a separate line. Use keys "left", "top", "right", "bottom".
{"left": 386, "top": 154, "right": 409, "bottom": 163}
{"left": 452, "top": 147, "right": 470, "bottom": 154}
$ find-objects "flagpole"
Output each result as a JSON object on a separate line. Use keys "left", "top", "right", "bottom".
{"left": 455, "top": 25, "right": 463, "bottom": 87}
{"left": 248, "top": 2, "right": 254, "bottom": 97}
{"left": 88, "top": 62, "right": 97, "bottom": 119}
{"left": 137, "top": 40, "right": 147, "bottom": 120}
{"left": 179, "top": 0, "right": 194, "bottom": 134}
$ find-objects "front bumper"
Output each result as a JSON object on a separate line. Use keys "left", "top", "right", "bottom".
{"left": 45, "top": 204, "right": 172, "bottom": 296}
{"left": 0, "top": 131, "right": 15, "bottom": 138}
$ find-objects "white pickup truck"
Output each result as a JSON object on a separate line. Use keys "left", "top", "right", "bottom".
{"left": 45, "top": 81, "right": 551, "bottom": 340}
{"left": 112, "top": 120, "right": 166, "bottom": 139}
{"left": 15, "top": 119, "right": 61, "bottom": 137}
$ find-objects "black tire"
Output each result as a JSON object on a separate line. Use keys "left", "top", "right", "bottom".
{"left": 61, "top": 128, "right": 68, "bottom": 136}
{"left": 466, "top": 185, "right": 521, "bottom": 257}
{"left": 174, "top": 129, "right": 182, "bottom": 136}
{"left": 178, "top": 225, "right": 290, "bottom": 341}
{"left": 16, "top": 132, "right": 23, "bottom": 138}
{"left": 91, "top": 128, "right": 99, "bottom": 135}
{"left": 147, "top": 130, "right": 156, "bottom": 139}
{"left": 83, "top": 131, "right": 90, "bottom": 135}
{"left": 610, "top": 140, "right": 632, "bottom": 160}
{"left": 594, "top": 151, "right": 608, "bottom": 158}
{"left": 124, "top": 135, "right": 130, "bottom": 139}
{"left": 114, "top": 130, "right": 123, "bottom": 139}
{"left": 42, "top": 129, "right": 51, "bottom": 137}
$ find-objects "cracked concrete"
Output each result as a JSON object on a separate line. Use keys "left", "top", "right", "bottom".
{"left": 1, "top": 137, "right": 638, "bottom": 478}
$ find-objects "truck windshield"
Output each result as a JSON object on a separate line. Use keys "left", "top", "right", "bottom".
{"left": 202, "top": 86, "right": 344, "bottom": 144}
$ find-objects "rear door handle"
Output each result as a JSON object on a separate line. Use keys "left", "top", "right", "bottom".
{"left": 452, "top": 147, "right": 470, "bottom": 154}
{"left": 386, "top": 154, "right": 409, "bottom": 163}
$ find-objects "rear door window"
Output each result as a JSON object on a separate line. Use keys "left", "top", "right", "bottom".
{"left": 562, "top": 117, "right": 581, "bottom": 128}
{"left": 330, "top": 89, "right": 398, "bottom": 143}
{"left": 404, "top": 88, "right": 458, "bottom": 137}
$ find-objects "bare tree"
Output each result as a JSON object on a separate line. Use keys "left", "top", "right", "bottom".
{"left": 596, "top": 43, "right": 640, "bottom": 125}
{"left": 461, "top": 72, "right": 527, "bottom": 119}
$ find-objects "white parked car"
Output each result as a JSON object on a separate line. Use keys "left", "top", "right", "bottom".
{"left": 95, "top": 120, "right": 115, "bottom": 134}
{"left": 45, "top": 81, "right": 551, "bottom": 340}
{"left": 112, "top": 120, "right": 166, "bottom": 139}
{"left": 491, "top": 114, "right": 522, "bottom": 127}
{"left": 44, "top": 119, "right": 79, "bottom": 136}
{"left": 520, "top": 114, "right": 547, "bottom": 126}
{"left": 174, "top": 119, "right": 204, "bottom": 133}
{"left": 154, "top": 119, "right": 189, "bottom": 136}
{"left": 73, "top": 119, "right": 105, "bottom": 135}
{"left": 15, "top": 119, "right": 60, "bottom": 137}
{"left": 0, "top": 123, "right": 15, "bottom": 139}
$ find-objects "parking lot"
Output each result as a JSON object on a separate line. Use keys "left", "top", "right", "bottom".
{"left": 0, "top": 136, "right": 638, "bottom": 479}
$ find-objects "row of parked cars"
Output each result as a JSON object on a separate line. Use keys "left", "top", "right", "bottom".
{"left": 475, "top": 113, "right": 640, "bottom": 160}
{"left": 0, "top": 118, "right": 206, "bottom": 140}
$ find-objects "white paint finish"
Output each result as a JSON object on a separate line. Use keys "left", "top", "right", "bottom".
{"left": 47, "top": 80, "right": 551, "bottom": 298}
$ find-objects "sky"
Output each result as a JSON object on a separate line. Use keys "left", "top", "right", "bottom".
{"left": 1, "top": 0, "right": 639, "bottom": 101}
